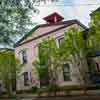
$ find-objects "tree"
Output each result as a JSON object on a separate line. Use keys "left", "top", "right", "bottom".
{"left": 0, "top": 0, "right": 36, "bottom": 46}
{"left": 61, "top": 27, "right": 89, "bottom": 83}
{"left": 0, "top": 50, "right": 21, "bottom": 95}
{"left": 33, "top": 37, "right": 61, "bottom": 86}
{"left": 87, "top": 9, "right": 100, "bottom": 55}
{"left": 33, "top": 60, "right": 49, "bottom": 87}
{"left": 0, "top": 0, "right": 58, "bottom": 46}
{"left": 34, "top": 28, "right": 89, "bottom": 86}
{"left": 0, "top": 0, "right": 40, "bottom": 46}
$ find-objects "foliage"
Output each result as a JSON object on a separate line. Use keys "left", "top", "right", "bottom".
{"left": 16, "top": 88, "right": 38, "bottom": 94}
{"left": 59, "top": 84, "right": 100, "bottom": 91}
{"left": 33, "top": 60, "right": 48, "bottom": 81}
{"left": 61, "top": 27, "right": 89, "bottom": 83}
{"left": 87, "top": 58, "right": 97, "bottom": 72}
{"left": 0, "top": 50, "right": 21, "bottom": 95}
{"left": 0, "top": 0, "right": 39, "bottom": 46}
{"left": 34, "top": 9, "right": 100, "bottom": 87}
{"left": 32, "top": 86, "right": 38, "bottom": 93}
{"left": 63, "top": 27, "right": 87, "bottom": 58}
{"left": 38, "top": 37, "right": 61, "bottom": 84}
{"left": 47, "top": 84, "right": 59, "bottom": 92}
{"left": 34, "top": 27, "right": 89, "bottom": 85}
{"left": 87, "top": 10, "right": 100, "bottom": 54}
{"left": 0, "top": 0, "right": 58, "bottom": 46}
{"left": 37, "top": 84, "right": 100, "bottom": 94}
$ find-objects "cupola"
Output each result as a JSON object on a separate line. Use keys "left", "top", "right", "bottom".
{"left": 43, "top": 12, "right": 64, "bottom": 24}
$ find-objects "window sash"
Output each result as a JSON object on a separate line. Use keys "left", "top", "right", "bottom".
{"left": 63, "top": 63, "right": 70, "bottom": 81}
{"left": 58, "top": 37, "right": 64, "bottom": 46}
{"left": 22, "top": 50, "right": 27, "bottom": 64}
{"left": 24, "top": 72, "right": 29, "bottom": 86}
{"left": 63, "top": 72, "right": 70, "bottom": 81}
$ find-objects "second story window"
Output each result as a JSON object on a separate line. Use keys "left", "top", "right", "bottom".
{"left": 58, "top": 37, "right": 64, "bottom": 46}
{"left": 22, "top": 50, "right": 27, "bottom": 64}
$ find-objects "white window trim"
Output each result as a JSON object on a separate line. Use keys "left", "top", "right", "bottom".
{"left": 18, "top": 48, "right": 28, "bottom": 64}
{"left": 56, "top": 35, "right": 64, "bottom": 48}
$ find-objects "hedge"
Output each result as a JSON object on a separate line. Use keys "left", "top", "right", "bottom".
{"left": 16, "top": 84, "right": 100, "bottom": 94}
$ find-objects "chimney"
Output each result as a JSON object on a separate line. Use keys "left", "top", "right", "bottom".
{"left": 43, "top": 12, "right": 64, "bottom": 24}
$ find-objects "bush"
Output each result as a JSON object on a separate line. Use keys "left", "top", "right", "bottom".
{"left": 16, "top": 89, "right": 33, "bottom": 94}
{"left": 60, "top": 85, "right": 82, "bottom": 91}
{"left": 16, "top": 87, "right": 38, "bottom": 94}
{"left": 47, "top": 84, "right": 60, "bottom": 92}
{"left": 38, "top": 87, "right": 48, "bottom": 93}
{"left": 32, "top": 86, "right": 38, "bottom": 93}
{"left": 85, "top": 84, "right": 100, "bottom": 90}
{"left": 59, "top": 84, "right": 100, "bottom": 91}
{"left": 16, "top": 84, "right": 100, "bottom": 94}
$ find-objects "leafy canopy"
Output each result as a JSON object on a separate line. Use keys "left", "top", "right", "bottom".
{"left": 0, "top": 0, "right": 38, "bottom": 46}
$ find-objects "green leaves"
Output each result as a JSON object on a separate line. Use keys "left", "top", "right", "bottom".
{"left": 62, "top": 27, "right": 86, "bottom": 59}
{"left": 88, "top": 10, "right": 100, "bottom": 55}
{"left": 0, "top": 0, "right": 38, "bottom": 46}
{"left": 0, "top": 50, "right": 21, "bottom": 93}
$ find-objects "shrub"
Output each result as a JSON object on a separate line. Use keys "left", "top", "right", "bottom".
{"left": 47, "top": 84, "right": 60, "bottom": 92}
{"left": 38, "top": 87, "right": 49, "bottom": 94}
{"left": 32, "top": 86, "right": 38, "bottom": 93}
{"left": 59, "top": 84, "right": 100, "bottom": 91}
{"left": 85, "top": 84, "right": 100, "bottom": 90}
{"left": 16, "top": 89, "right": 33, "bottom": 94}
{"left": 60, "top": 85, "right": 82, "bottom": 91}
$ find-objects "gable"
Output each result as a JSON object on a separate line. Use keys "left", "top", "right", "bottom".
{"left": 20, "top": 24, "right": 65, "bottom": 44}
{"left": 15, "top": 20, "right": 87, "bottom": 47}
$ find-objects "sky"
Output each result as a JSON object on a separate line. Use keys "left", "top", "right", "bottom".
{"left": 32, "top": 0, "right": 100, "bottom": 27}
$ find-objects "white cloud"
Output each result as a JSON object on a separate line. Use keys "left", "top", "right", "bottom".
{"left": 32, "top": 0, "right": 100, "bottom": 26}
{"left": 72, "top": 0, "right": 100, "bottom": 26}
{"left": 32, "top": 6, "right": 58, "bottom": 24}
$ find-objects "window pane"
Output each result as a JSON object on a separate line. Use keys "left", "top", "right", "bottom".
{"left": 63, "top": 64, "right": 70, "bottom": 72}
{"left": 63, "top": 63, "right": 70, "bottom": 81}
{"left": 24, "top": 72, "right": 29, "bottom": 86}
{"left": 63, "top": 73, "right": 70, "bottom": 81}
{"left": 22, "top": 50, "right": 27, "bottom": 64}
{"left": 58, "top": 37, "right": 64, "bottom": 46}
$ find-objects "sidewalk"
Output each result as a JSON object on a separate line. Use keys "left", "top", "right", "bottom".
{"left": 16, "top": 90, "right": 100, "bottom": 98}
{"left": 1, "top": 90, "right": 100, "bottom": 99}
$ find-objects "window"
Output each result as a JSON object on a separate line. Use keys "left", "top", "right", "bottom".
{"left": 96, "top": 63, "right": 100, "bottom": 72}
{"left": 63, "top": 63, "right": 70, "bottom": 81}
{"left": 23, "top": 72, "right": 29, "bottom": 86}
{"left": 58, "top": 37, "right": 64, "bottom": 46}
{"left": 22, "top": 50, "right": 27, "bottom": 64}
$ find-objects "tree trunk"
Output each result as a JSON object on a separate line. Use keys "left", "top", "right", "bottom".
{"left": 5, "top": 79, "right": 13, "bottom": 96}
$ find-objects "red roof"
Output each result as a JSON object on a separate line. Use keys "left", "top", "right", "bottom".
{"left": 43, "top": 12, "right": 64, "bottom": 23}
